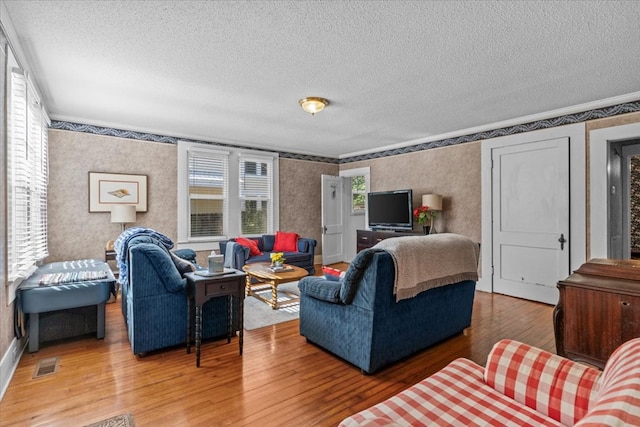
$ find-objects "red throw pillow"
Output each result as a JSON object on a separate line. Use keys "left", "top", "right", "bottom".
{"left": 273, "top": 231, "right": 299, "bottom": 252}
{"left": 235, "top": 237, "right": 262, "bottom": 256}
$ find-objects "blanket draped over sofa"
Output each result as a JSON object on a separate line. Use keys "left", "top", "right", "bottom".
{"left": 373, "top": 233, "right": 479, "bottom": 301}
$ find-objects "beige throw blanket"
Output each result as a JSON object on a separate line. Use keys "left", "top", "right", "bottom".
{"left": 373, "top": 233, "right": 480, "bottom": 302}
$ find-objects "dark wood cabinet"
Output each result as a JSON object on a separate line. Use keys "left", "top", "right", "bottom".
{"left": 554, "top": 258, "right": 640, "bottom": 369}
{"left": 356, "top": 229, "right": 422, "bottom": 252}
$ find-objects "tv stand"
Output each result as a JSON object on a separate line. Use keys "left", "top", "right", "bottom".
{"left": 357, "top": 229, "right": 422, "bottom": 252}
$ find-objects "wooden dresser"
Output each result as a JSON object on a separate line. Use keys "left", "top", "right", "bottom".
{"left": 554, "top": 258, "right": 640, "bottom": 369}
{"left": 356, "top": 229, "right": 422, "bottom": 252}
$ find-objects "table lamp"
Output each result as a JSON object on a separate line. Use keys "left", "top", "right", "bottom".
{"left": 421, "top": 194, "right": 442, "bottom": 234}
{"left": 111, "top": 204, "right": 137, "bottom": 233}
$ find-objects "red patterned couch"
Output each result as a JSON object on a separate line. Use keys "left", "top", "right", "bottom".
{"left": 340, "top": 338, "right": 640, "bottom": 426}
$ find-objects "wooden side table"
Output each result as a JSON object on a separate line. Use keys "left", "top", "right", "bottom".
{"left": 554, "top": 258, "right": 640, "bottom": 369}
{"left": 184, "top": 270, "right": 246, "bottom": 367}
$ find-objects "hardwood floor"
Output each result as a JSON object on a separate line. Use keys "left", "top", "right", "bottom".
{"left": 0, "top": 277, "right": 555, "bottom": 427}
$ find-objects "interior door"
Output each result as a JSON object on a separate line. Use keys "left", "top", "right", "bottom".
{"left": 492, "top": 137, "right": 569, "bottom": 304}
{"left": 321, "top": 175, "right": 344, "bottom": 265}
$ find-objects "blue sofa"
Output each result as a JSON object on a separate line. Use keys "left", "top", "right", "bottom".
{"left": 219, "top": 234, "right": 317, "bottom": 274}
{"left": 120, "top": 235, "right": 236, "bottom": 355}
{"left": 298, "top": 247, "right": 477, "bottom": 373}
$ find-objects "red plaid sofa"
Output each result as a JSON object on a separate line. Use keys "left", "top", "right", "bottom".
{"left": 340, "top": 338, "right": 640, "bottom": 426}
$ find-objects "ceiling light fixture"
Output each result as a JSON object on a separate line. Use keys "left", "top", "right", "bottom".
{"left": 299, "top": 97, "right": 329, "bottom": 115}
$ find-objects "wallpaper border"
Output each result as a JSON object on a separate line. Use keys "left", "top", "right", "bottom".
{"left": 51, "top": 100, "right": 640, "bottom": 164}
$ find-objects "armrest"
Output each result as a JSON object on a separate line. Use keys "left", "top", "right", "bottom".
{"left": 298, "top": 238, "right": 317, "bottom": 254}
{"left": 485, "top": 339, "right": 601, "bottom": 425}
{"left": 298, "top": 277, "right": 342, "bottom": 303}
{"left": 172, "top": 248, "right": 196, "bottom": 263}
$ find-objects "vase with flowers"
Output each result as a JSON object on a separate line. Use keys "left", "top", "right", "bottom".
{"left": 413, "top": 205, "right": 437, "bottom": 234}
{"left": 270, "top": 252, "right": 285, "bottom": 268}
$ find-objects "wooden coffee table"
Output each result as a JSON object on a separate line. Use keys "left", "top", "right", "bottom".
{"left": 242, "top": 263, "right": 308, "bottom": 309}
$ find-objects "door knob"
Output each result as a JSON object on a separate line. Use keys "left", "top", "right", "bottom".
{"left": 558, "top": 234, "right": 567, "bottom": 250}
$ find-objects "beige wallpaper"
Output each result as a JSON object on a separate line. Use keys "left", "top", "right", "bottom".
{"left": 341, "top": 142, "right": 482, "bottom": 243}
{"left": 279, "top": 158, "right": 339, "bottom": 255}
{"left": 47, "top": 130, "right": 178, "bottom": 262}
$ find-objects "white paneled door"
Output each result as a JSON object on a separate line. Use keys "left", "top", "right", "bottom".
{"left": 321, "top": 174, "right": 345, "bottom": 265}
{"left": 492, "top": 137, "right": 570, "bottom": 304}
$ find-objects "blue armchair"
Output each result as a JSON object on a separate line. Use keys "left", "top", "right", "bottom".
{"left": 298, "top": 246, "right": 477, "bottom": 373}
{"left": 219, "top": 234, "right": 317, "bottom": 274}
{"left": 121, "top": 235, "right": 237, "bottom": 355}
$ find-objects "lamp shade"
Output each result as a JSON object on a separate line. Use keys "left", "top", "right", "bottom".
{"left": 421, "top": 194, "right": 442, "bottom": 211}
{"left": 111, "top": 204, "right": 137, "bottom": 224}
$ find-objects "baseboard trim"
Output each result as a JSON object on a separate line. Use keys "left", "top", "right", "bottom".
{"left": 0, "top": 336, "right": 27, "bottom": 401}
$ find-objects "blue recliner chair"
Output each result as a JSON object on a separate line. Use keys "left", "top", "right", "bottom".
{"left": 298, "top": 242, "right": 477, "bottom": 373}
{"left": 121, "top": 235, "right": 237, "bottom": 355}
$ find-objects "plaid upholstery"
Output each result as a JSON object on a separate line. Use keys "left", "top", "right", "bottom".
{"left": 339, "top": 357, "right": 563, "bottom": 427}
{"left": 340, "top": 339, "right": 640, "bottom": 427}
{"left": 575, "top": 338, "right": 640, "bottom": 426}
{"left": 485, "top": 339, "right": 601, "bottom": 425}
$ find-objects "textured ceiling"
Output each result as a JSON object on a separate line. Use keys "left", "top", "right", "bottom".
{"left": 3, "top": 0, "right": 640, "bottom": 158}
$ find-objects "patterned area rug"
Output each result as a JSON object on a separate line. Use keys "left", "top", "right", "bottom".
{"left": 84, "top": 413, "right": 135, "bottom": 427}
{"left": 243, "top": 281, "right": 300, "bottom": 330}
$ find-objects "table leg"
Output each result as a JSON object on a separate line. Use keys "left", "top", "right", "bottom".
{"left": 226, "top": 295, "right": 232, "bottom": 344}
{"left": 239, "top": 293, "right": 244, "bottom": 356}
{"left": 96, "top": 303, "right": 106, "bottom": 339}
{"left": 195, "top": 305, "right": 201, "bottom": 367}
{"left": 271, "top": 282, "right": 278, "bottom": 309}
{"left": 245, "top": 275, "right": 252, "bottom": 297}
{"left": 186, "top": 297, "right": 191, "bottom": 354}
{"left": 28, "top": 313, "right": 40, "bottom": 353}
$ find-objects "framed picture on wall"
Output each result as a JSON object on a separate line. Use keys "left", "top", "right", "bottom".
{"left": 89, "top": 172, "right": 148, "bottom": 212}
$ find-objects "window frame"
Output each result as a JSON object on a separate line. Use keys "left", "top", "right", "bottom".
{"left": 6, "top": 46, "right": 50, "bottom": 291}
{"left": 177, "top": 141, "right": 279, "bottom": 251}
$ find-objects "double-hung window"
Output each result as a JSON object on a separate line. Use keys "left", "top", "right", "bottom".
{"left": 177, "top": 141, "right": 278, "bottom": 250}
{"left": 187, "top": 148, "right": 228, "bottom": 239}
{"left": 7, "top": 53, "right": 50, "bottom": 285}
{"left": 239, "top": 156, "right": 273, "bottom": 235}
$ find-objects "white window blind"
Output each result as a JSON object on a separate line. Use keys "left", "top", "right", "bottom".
{"left": 239, "top": 156, "right": 274, "bottom": 234}
{"left": 177, "top": 141, "right": 279, "bottom": 249}
{"left": 187, "top": 149, "right": 228, "bottom": 239}
{"left": 7, "top": 67, "right": 49, "bottom": 282}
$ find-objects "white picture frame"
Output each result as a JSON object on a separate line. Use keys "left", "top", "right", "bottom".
{"left": 88, "top": 172, "right": 148, "bottom": 212}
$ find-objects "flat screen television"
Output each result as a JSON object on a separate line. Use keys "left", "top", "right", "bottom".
{"left": 367, "top": 189, "right": 413, "bottom": 231}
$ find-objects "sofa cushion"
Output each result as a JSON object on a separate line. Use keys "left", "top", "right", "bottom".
{"left": 274, "top": 231, "right": 299, "bottom": 252}
{"left": 339, "top": 358, "right": 562, "bottom": 427}
{"left": 235, "top": 237, "right": 263, "bottom": 256}
{"left": 246, "top": 251, "right": 311, "bottom": 265}
{"left": 297, "top": 239, "right": 309, "bottom": 252}
{"left": 263, "top": 234, "right": 276, "bottom": 252}
{"left": 169, "top": 251, "right": 196, "bottom": 276}
{"left": 485, "top": 339, "right": 600, "bottom": 425}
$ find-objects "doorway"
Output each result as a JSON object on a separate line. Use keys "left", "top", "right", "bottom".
{"left": 320, "top": 168, "right": 370, "bottom": 265}
{"left": 479, "top": 123, "right": 586, "bottom": 301}
{"left": 607, "top": 139, "right": 640, "bottom": 259}
{"left": 590, "top": 122, "right": 640, "bottom": 259}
